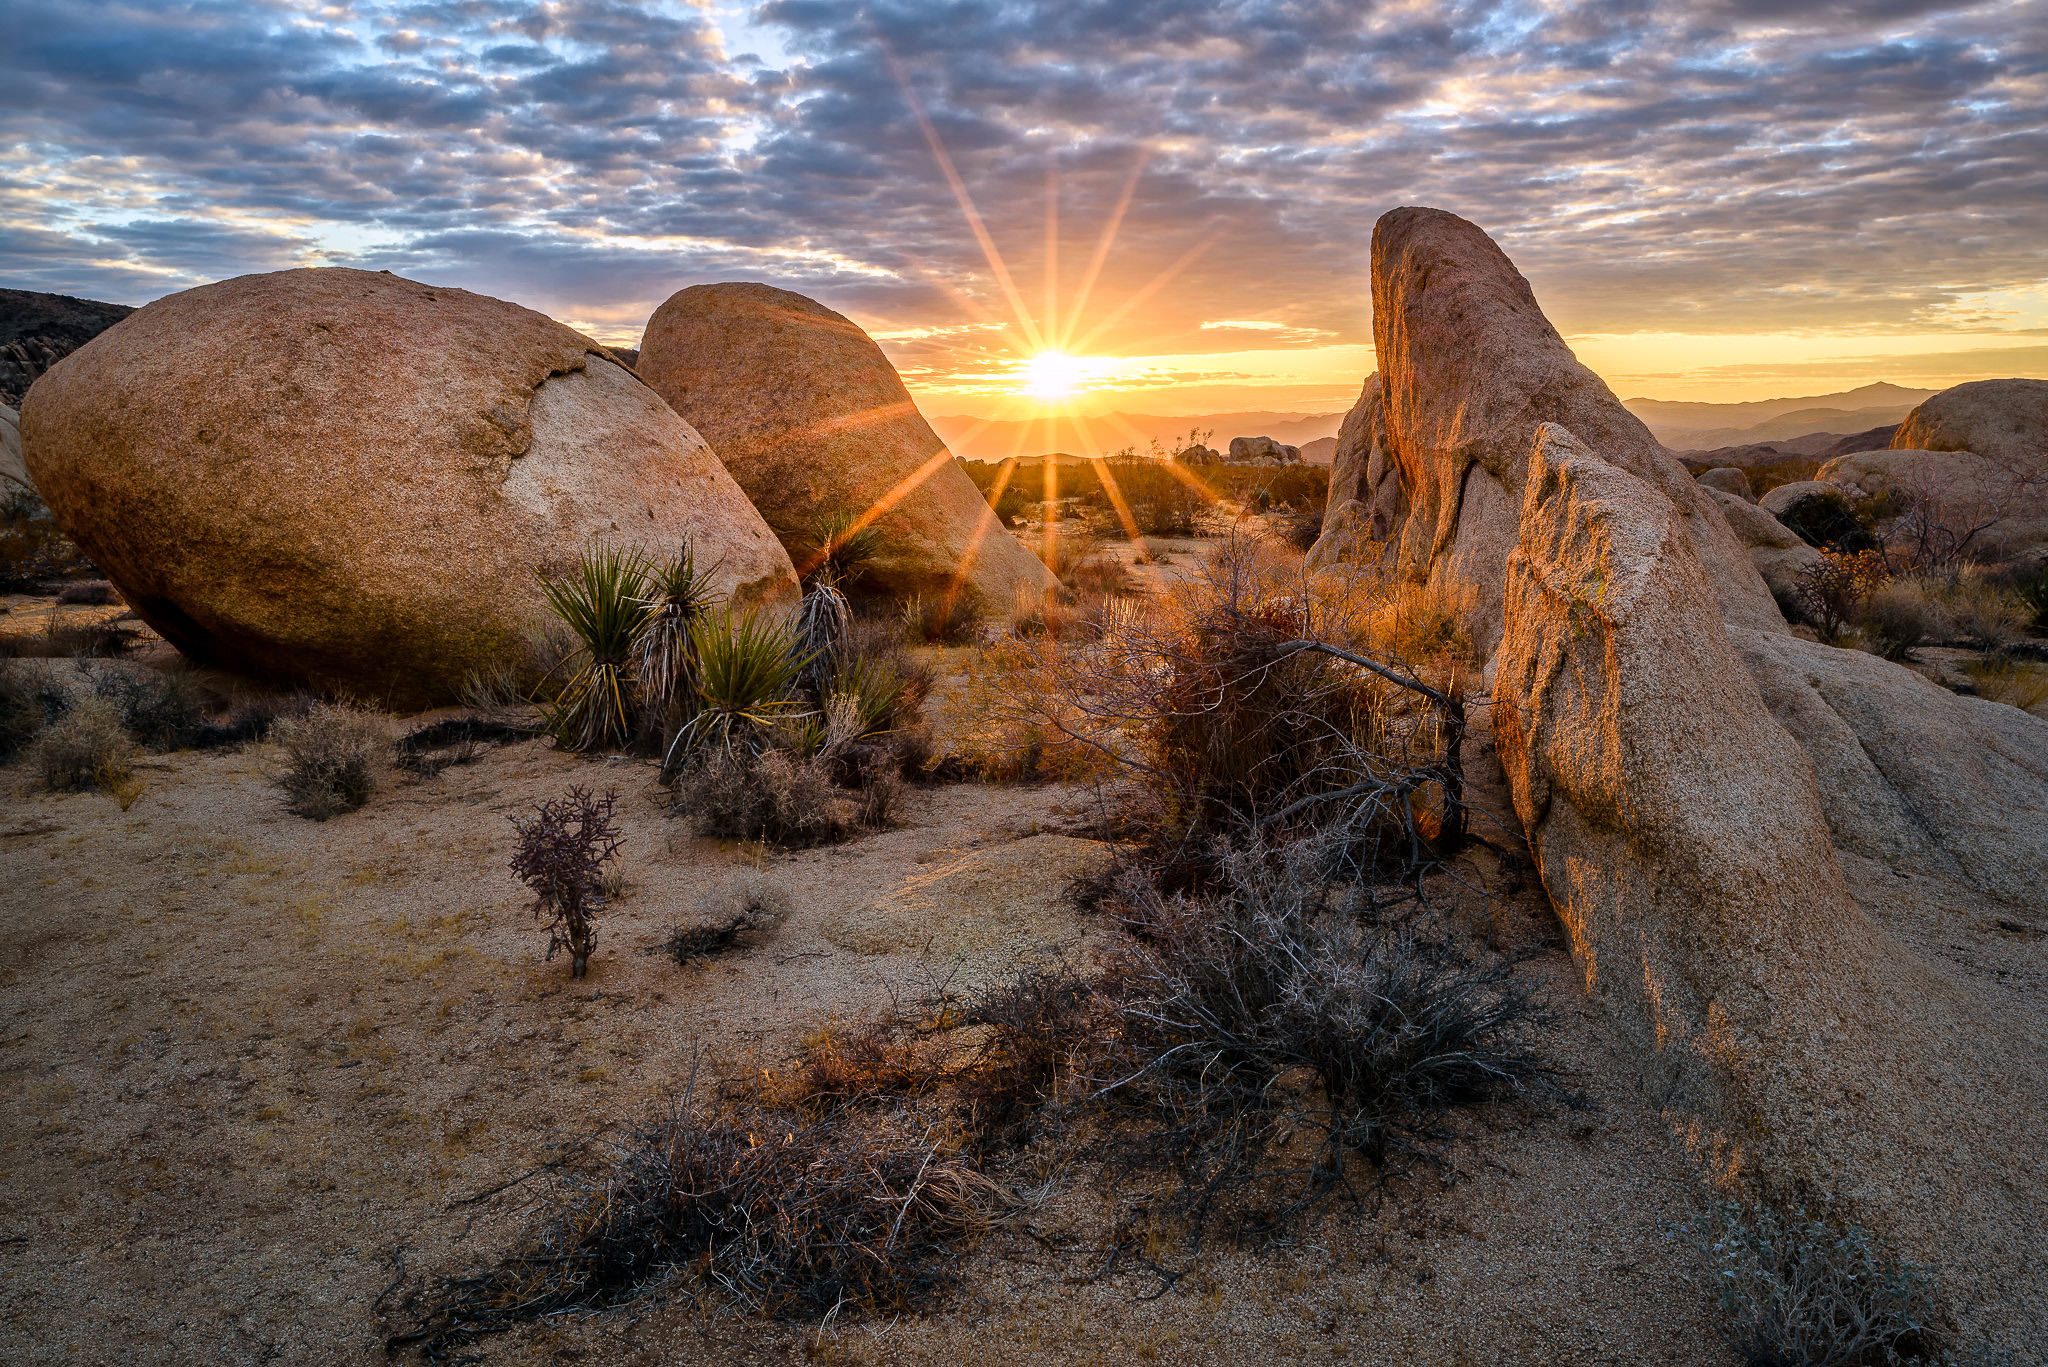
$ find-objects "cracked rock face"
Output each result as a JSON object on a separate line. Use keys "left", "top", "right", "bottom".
{"left": 21, "top": 268, "right": 796, "bottom": 706}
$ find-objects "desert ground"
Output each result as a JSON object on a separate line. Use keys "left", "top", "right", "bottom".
{"left": 0, "top": 532, "right": 1760, "bottom": 1367}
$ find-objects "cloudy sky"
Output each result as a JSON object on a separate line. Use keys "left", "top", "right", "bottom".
{"left": 5, "top": 0, "right": 2045, "bottom": 418}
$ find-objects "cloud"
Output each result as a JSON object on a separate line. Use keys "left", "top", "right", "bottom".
{"left": 0, "top": 0, "right": 2042, "bottom": 402}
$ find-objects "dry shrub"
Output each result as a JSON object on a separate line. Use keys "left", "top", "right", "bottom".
{"left": 990, "top": 535, "right": 1466, "bottom": 865}
{"left": 679, "top": 747, "right": 860, "bottom": 846}
{"left": 510, "top": 786, "right": 621, "bottom": 979}
{"left": 0, "top": 614, "right": 132, "bottom": 659}
{"left": 1094, "top": 831, "right": 1546, "bottom": 1237}
{"left": 271, "top": 701, "right": 388, "bottom": 819}
{"left": 663, "top": 870, "right": 791, "bottom": 965}
{"left": 1934, "top": 573, "right": 2031, "bottom": 651}
{"left": 957, "top": 964, "right": 1099, "bottom": 1135}
{"left": 0, "top": 659, "right": 50, "bottom": 761}
{"left": 1963, "top": 656, "right": 2048, "bottom": 716}
{"left": 901, "top": 592, "right": 983, "bottom": 646}
{"left": 92, "top": 664, "right": 214, "bottom": 750}
{"left": 1798, "top": 551, "right": 1888, "bottom": 644}
{"left": 1855, "top": 578, "right": 1935, "bottom": 662}
{"left": 941, "top": 638, "right": 1120, "bottom": 783}
{"left": 762, "top": 1022, "right": 950, "bottom": 1118}
{"left": 29, "top": 695, "right": 138, "bottom": 797}
{"left": 1686, "top": 1201, "right": 1944, "bottom": 1367}
{"left": 400, "top": 1090, "right": 1008, "bottom": 1351}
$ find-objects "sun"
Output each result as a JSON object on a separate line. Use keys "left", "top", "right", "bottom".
{"left": 1021, "top": 350, "right": 1087, "bottom": 401}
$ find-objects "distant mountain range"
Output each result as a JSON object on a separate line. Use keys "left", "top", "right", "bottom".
{"left": 928, "top": 383, "right": 1949, "bottom": 466}
{"left": 1621, "top": 382, "right": 1938, "bottom": 450}
{"left": 1, "top": 287, "right": 135, "bottom": 408}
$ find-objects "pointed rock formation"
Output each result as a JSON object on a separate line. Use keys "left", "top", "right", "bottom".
{"left": 637, "top": 283, "right": 1056, "bottom": 608}
{"left": 22, "top": 268, "right": 796, "bottom": 706}
{"left": 1336, "top": 207, "right": 2048, "bottom": 1352}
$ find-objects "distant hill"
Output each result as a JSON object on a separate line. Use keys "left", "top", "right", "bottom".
{"left": 1, "top": 288, "right": 134, "bottom": 408}
{"left": 928, "top": 409, "right": 1345, "bottom": 463}
{"left": 1298, "top": 436, "right": 1337, "bottom": 465}
{"left": 1625, "top": 382, "right": 1936, "bottom": 449}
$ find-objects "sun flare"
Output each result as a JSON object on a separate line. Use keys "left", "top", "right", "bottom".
{"left": 1021, "top": 350, "right": 1087, "bottom": 401}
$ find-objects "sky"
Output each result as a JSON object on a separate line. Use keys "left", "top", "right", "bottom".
{"left": 4, "top": 0, "right": 2046, "bottom": 420}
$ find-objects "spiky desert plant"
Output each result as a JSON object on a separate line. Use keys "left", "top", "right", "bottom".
{"left": 792, "top": 509, "right": 885, "bottom": 587}
{"left": 825, "top": 651, "right": 902, "bottom": 745}
{"left": 665, "top": 609, "right": 809, "bottom": 773}
{"left": 635, "top": 539, "right": 723, "bottom": 737}
{"left": 793, "top": 578, "right": 852, "bottom": 702}
{"left": 538, "top": 545, "right": 651, "bottom": 752}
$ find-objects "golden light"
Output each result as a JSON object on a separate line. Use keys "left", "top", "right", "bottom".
{"left": 1021, "top": 350, "right": 1087, "bottom": 401}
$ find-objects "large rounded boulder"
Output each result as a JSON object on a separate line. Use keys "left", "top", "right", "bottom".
{"left": 637, "top": 283, "right": 1056, "bottom": 607}
{"left": 1893, "top": 377, "right": 2048, "bottom": 466}
{"left": 21, "top": 268, "right": 796, "bottom": 706}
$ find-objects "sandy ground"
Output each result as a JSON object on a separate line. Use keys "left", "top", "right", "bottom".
{"left": 0, "top": 681, "right": 1737, "bottom": 1367}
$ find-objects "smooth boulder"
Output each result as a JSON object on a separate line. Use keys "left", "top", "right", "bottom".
{"left": 1695, "top": 466, "right": 1753, "bottom": 501}
{"left": 1229, "top": 435, "right": 1299, "bottom": 463}
{"left": 1704, "top": 486, "right": 1823, "bottom": 618}
{"left": 637, "top": 283, "right": 1055, "bottom": 608}
{"left": 1893, "top": 377, "right": 2048, "bottom": 467}
{"left": 22, "top": 268, "right": 796, "bottom": 706}
{"left": 1819, "top": 446, "right": 2048, "bottom": 561}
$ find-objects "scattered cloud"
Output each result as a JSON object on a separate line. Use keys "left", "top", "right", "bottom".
{"left": 3, "top": 0, "right": 2044, "bottom": 405}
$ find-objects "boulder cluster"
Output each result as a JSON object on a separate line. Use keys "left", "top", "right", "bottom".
{"left": 19, "top": 272, "right": 1051, "bottom": 704}
{"left": 1313, "top": 208, "right": 2047, "bottom": 1350}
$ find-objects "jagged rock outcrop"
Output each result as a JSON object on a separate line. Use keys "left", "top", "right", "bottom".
{"left": 1351, "top": 206, "right": 2048, "bottom": 1351}
{"left": 637, "top": 283, "right": 1055, "bottom": 608}
{"left": 0, "top": 402, "right": 33, "bottom": 502}
{"left": 22, "top": 268, "right": 795, "bottom": 706}
{"left": 1, "top": 288, "right": 134, "bottom": 409}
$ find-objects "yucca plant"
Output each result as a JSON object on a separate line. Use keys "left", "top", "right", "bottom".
{"left": 636, "top": 539, "right": 723, "bottom": 738}
{"left": 538, "top": 545, "right": 651, "bottom": 752}
{"left": 794, "top": 578, "right": 853, "bottom": 703}
{"left": 665, "top": 609, "right": 811, "bottom": 776}
{"left": 826, "top": 651, "right": 903, "bottom": 743}
{"left": 792, "top": 510, "right": 886, "bottom": 587}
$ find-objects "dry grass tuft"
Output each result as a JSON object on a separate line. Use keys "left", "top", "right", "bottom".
{"left": 270, "top": 701, "right": 389, "bottom": 819}
{"left": 29, "top": 695, "right": 138, "bottom": 796}
{"left": 1962, "top": 655, "right": 2048, "bottom": 715}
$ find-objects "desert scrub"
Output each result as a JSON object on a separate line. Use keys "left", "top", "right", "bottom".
{"left": 1932, "top": 572, "right": 2031, "bottom": 652}
{"left": 29, "top": 695, "right": 138, "bottom": 798}
{"left": 92, "top": 664, "right": 214, "bottom": 749}
{"left": 678, "top": 747, "right": 858, "bottom": 846}
{"left": 0, "top": 659, "right": 50, "bottom": 761}
{"left": 661, "top": 870, "right": 790, "bottom": 965}
{"left": 901, "top": 591, "right": 983, "bottom": 645}
{"left": 398, "top": 1085, "right": 1007, "bottom": 1351}
{"left": 1855, "top": 578, "right": 1935, "bottom": 662}
{"left": 1684, "top": 1200, "right": 1944, "bottom": 1367}
{"left": 271, "top": 701, "right": 388, "bottom": 819}
{"left": 1962, "top": 655, "right": 2048, "bottom": 716}
{"left": 1095, "top": 830, "right": 1547, "bottom": 1237}
{"left": 509, "top": 785, "right": 622, "bottom": 979}
{"left": 1798, "top": 551, "right": 1888, "bottom": 644}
